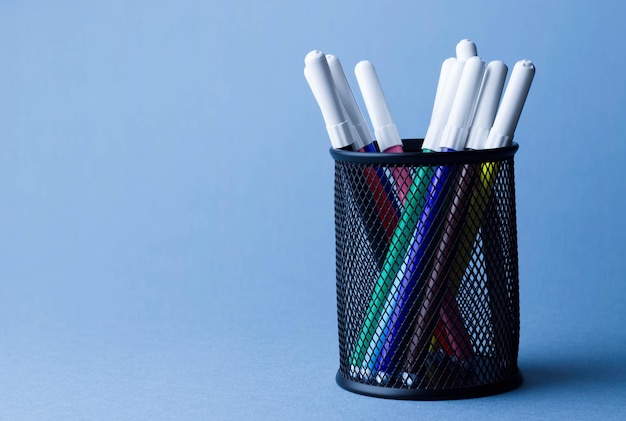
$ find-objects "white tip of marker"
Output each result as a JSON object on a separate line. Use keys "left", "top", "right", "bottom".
{"left": 324, "top": 53, "right": 338, "bottom": 65}
{"left": 354, "top": 60, "right": 374, "bottom": 78}
{"left": 456, "top": 39, "right": 477, "bottom": 62}
{"left": 304, "top": 50, "right": 325, "bottom": 65}
{"left": 518, "top": 59, "right": 534, "bottom": 69}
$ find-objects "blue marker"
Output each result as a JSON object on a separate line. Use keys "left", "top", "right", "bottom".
{"left": 326, "top": 54, "right": 402, "bottom": 231}
{"left": 304, "top": 51, "right": 391, "bottom": 269}
{"left": 367, "top": 53, "right": 485, "bottom": 380}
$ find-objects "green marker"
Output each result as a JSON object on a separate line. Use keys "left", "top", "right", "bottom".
{"left": 349, "top": 165, "right": 434, "bottom": 372}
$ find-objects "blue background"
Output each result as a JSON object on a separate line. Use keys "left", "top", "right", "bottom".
{"left": 1, "top": 1, "right": 625, "bottom": 419}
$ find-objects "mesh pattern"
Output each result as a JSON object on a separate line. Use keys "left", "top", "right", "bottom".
{"left": 334, "top": 153, "right": 520, "bottom": 396}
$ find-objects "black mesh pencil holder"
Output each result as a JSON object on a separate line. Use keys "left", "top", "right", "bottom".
{"left": 331, "top": 139, "right": 522, "bottom": 400}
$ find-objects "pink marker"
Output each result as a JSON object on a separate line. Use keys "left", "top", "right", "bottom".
{"left": 354, "top": 60, "right": 412, "bottom": 203}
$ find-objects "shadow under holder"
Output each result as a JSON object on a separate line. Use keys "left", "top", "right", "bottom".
{"left": 330, "top": 139, "right": 522, "bottom": 400}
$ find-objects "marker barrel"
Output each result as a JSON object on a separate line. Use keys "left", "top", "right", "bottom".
{"left": 331, "top": 139, "right": 522, "bottom": 400}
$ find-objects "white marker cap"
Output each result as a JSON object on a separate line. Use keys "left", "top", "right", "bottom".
{"left": 354, "top": 60, "right": 402, "bottom": 152}
{"left": 422, "top": 58, "right": 465, "bottom": 151}
{"left": 304, "top": 50, "right": 353, "bottom": 149}
{"left": 456, "top": 39, "right": 478, "bottom": 62}
{"left": 466, "top": 60, "right": 508, "bottom": 150}
{"left": 326, "top": 54, "right": 373, "bottom": 150}
{"left": 440, "top": 56, "right": 485, "bottom": 151}
{"left": 484, "top": 59, "right": 535, "bottom": 149}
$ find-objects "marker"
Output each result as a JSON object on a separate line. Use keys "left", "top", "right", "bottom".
{"left": 405, "top": 56, "right": 485, "bottom": 368}
{"left": 484, "top": 59, "right": 535, "bottom": 149}
{"left": 326, "top": 54, "right": 375, "bottom": 151}
{"left": 368, "top": 165, "right": 463, "bottom": 380}
{"left": 354, "top": 60, "right": 412, "bottom": 204}
{"left": 402, "top": 164, "right": 478, "bottom": 384}
{"left": 356, "top": 43, "right": 481, "bottom": 380}
{"left": 369, "top": 164, "right": 458, "bottom": 380}
{"left": 466, "top": 61, "right": 508, "bottom": 150}
{"left": 423, "top": 39, "right": 477, "bottom": 151}
{"left": 367, "top": 54, "right": 483, "bottom": 379}
{"left": 348, "top": 165, "right": 434, "bottom": 378}
{"left": 304, "top": 51, "right": 389, "bottom": 270}
{"left": 403, "top": 56, "right": 534, "bottom": 377}
{"left": 325, "top": 54, "right": 401, "bottom": 239}
{"left": 303, "top": 50, "right": 354, "bottom": 149}
{"left": 439, "top": 56, "right": 485, "bottom": 151}
{"left": 354, "top": 60, "right": 403, "bottom": 153}
{"left": 304, "top": 65, "right": 363, "bottom": 149}
{"left": 420, "top": 57, "right": 533, "bottom": 362}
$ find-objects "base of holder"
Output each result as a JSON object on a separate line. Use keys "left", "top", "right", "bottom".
{"left": 335, "top": 370, "right": 523, "bottom": 400}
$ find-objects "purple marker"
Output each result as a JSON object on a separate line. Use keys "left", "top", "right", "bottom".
{"left": 369, "top": 52, "right": 485, "bottom": 380}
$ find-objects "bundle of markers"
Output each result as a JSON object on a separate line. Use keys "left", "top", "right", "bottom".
{"left": 305, "top": 39, "right": 534, "bottom": 386}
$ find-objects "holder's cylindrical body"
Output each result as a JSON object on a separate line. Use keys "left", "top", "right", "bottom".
{"left": 331, "top": 139, "right": 522, "bottom": 400}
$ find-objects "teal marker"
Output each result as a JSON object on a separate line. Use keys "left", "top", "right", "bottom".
{"left": 349, "top": 165, "right": 434, "bottom": 373}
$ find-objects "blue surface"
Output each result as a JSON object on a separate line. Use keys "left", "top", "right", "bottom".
{"left": 1, "top": 1, "right": 625, "bottom": 419}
